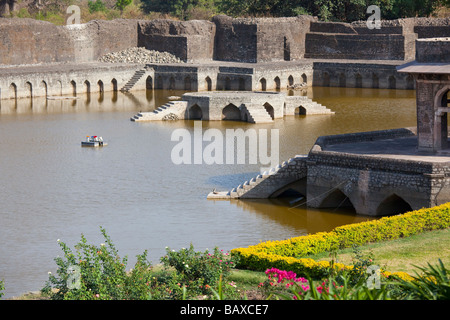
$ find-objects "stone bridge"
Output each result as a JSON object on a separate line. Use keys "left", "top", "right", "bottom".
{"left": 131, "top": 91, "right": 333, "bottom": 123}
{"left": 208, "top": 127, "right": 450, "bottom": 216}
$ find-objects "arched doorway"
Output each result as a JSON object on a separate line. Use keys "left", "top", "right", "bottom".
{"left": 274, "top": 77, "right": 281, "bottom": 91}
{"left": 25, "top": 81, "right": 33, "bottom": 98}
{"left": 434, "top": 86, "right": 450, "bottom": 150}
{"left": 319, "top": 189, "right": 355, "bottom": 211}
{"left": 376, "top": 194, "right": 412, "bottom": 216}
{"left": 222, "top": 103, "right": 241, "bottom": 121}
{"left": 70, "top": 80, "right": 77, "bottom": 97}
{"left": 388, "top": 76, "right": 396, "bottom": 89}
{"left": 355, "top": 73, "right": 362, "bottom": 88}
{"left": 188, "top": 104, "right": 202, "bottom": 120}
{"left": 259, "top": 78, "right": 267, "bottom": 91}
{"left": 84, "top": 80, "right": 91, "bottom": 95}
{"left": 339, "top": 73, "right": 346, "bottom": 87}
{"left": 205, "top": 77, "right": 212, "bottom": 91}
{"left": 146, "top": 76, "right": 153, "bottom": 90}
{"left": 301, "top": 73, "right": 307, "bottom": 84}
{"left": 288, "top": 75, "right": 294, "bottom": 87}
{"left": 295, "top": 106, "right": 307, "bottom": 115}
{"left": 263, "top": 102, "right": 274, "bottom": 120}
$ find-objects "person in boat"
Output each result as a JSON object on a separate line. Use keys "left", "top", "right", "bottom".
{"left": 99, "top": 136, "right": 103, "bottom": 146}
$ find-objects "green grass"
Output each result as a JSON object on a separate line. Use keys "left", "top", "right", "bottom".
{"left": 304, "top": 228, "right": 450, "bottom": 274}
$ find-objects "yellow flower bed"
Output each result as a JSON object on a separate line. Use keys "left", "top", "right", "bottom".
{"left": 231, "top": 203, "right": 450, "bottom": 279}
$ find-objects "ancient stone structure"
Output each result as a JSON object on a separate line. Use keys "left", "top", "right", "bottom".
{"left": 210, "top": 37, "right": 450, "bottom": 216}
{"left": 131, "top": 91, "right": 333, "bottom": 123}
{"left": 0, "top": 15, "right": 449, "bottom": 99}
{"left": 397, "top": 38, "right": 450, "bottom": 153}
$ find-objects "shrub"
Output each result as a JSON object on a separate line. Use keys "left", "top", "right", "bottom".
{"left": 231, "top": 203, "right": 450, "bottom": 277}
{"left": 160, "top": 244, "right": 235, "bottom": 296}
{"left": 41, "top": 226, "right": 156, "bottom": 300}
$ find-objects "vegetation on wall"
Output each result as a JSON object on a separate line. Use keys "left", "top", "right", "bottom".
{"left": 1, "top": 0, "right": 448, "bottom": 23}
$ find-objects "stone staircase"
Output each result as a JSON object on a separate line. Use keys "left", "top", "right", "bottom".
{"left": 207, "top": 155, "right": 308, "bottom": 199}
{"left": 243, "top": 105, "right": 274, "bottom": 123}
{"left": 120, "top": 68, "right": 147, "bottom": 92}
{"left": 285, "top": 96, "right": 334, "bottom": 115}
{"left": 131, "top": 101, "right": 188, "bottom": 121}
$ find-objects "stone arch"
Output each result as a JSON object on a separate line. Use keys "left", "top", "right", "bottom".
{"left": 323, "top": 72, "right": 330, "bottom": 87}
{"left": 188, "top": 104, "right": 202, "bottom": 120}
{"left": 295, "top": 105, "right": 307, "bottom": 115}
{"left": 355, "top": 73, "right": 362, "bottom": 88}
{"left": 146, "top": 76, "right": 153, "bottom": 90}
{"left": 205, "top": 76, "right": 212, "bottom": 91}
{"left": 274, "top": 76, "right": 281, "bottom": 90}
{"left": 156, "top": 76, "right": 163, "bottom": 90}
{"left": 339, "top": 73, "right": 346, "bottom": 87}
{"left": 372, "top": 73, "right": 379, "bottom": 88}
{"left": 222, "top": 103, "right": 241, "bottom": 121}
{"left": 433, "top": 85, "right": 450, "bottom": 150}
{"left": 288, "top": 75, "right": 294, "bottom": 87}
{"left": 97, "top": 80, "right": 104, "bottom": 93}
{"left": 406, "top": 75, "right": 414, "bottom": 90}
{"left": 84, "top": 80, "right": 91, "bottom": 95}
{"left": 376, "top": 194, "right": 412, "bottom": 216}
{"left": 25, "top": 81, "right": 33, "bottom": 98}
{"left": 259, "top": 78, "right": 267, "bottom": 91}
{"left": 238, "top": 78, "right": 245, "bottom": 91}
{"left": 70, "top": 80, "right": 77, "bottom": 96}
{"left": 225, "top": 77, "right": 231, "bottom": 90}
{"left": 319, "top": 189, "right": 355, "bottom": 211}
{"left": 301, "top": 73, "right": 307, "bottom": 84}
{"left": 9, "top": 83, "right": 17, "bottom": 100}
{"left": 40, "top": 81, "right": 48, "bottom": 98}
{"left": 184, "top": 76, "right": 192, "bottom": 91}
{"left": 169, "top": 77, "right": 176, "bottom": 90}
{"left": 55, "top": 80, "right": 63, "bottom": 96}
{"left": 263, "top": 102, "right": 275, "bottom": 120}
{"left": 269, "top": 178, "right": 307, "bottom": 199}
{"left": 111, "top": 78, "right": 118, "bottom": 92}
{"left": 388, "top": 76, "right": 396, "bottom": 89}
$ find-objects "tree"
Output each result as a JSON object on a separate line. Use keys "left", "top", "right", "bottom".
{"left": 115, "top": 0, "right": 132, "bottom": 13}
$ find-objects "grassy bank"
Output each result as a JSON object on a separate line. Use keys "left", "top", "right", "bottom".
{"left": 6, "top": 227, "right": 449, "bottom": 300}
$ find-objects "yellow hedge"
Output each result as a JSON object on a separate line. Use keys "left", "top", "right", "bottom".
{"left": 231, "top": 203, "right": 450, "bottom": 279}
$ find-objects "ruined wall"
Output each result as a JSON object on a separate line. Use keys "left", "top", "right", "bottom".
{"left": 0, "top": 18, "right": 74, "bottom": 64}
{"left": 212, "top": 15, "right": 315, "bottom": 63}
{"left": 305, "top": 19, "right": 417, "bottom": 61}
{"left": 137, "top": 19, "right": 215, "bottom": 62}
{"left": 0, "top": 18, "right": 138, "bottom": 65}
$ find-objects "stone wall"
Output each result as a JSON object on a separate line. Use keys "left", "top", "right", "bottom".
{"left": 137, "top": 19, "right": 215, "bottom": 62}
{"left": 306, "top": 128, "right": 450, "bottom": 215}
{"left": 305, "top": 19, "right": 418, "bottom": 61}
{"left": 0, "top": 18, "right": 138, "bottom": 65}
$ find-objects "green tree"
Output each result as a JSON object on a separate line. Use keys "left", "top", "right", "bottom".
{"left": 115, "top": 0, "right": 133, "bottom": 13}
{"left": 88, "top": 0, "right": 107, "bottom": 13}
{"left": 140, "top": 0, "right": 217, "bottom": 20}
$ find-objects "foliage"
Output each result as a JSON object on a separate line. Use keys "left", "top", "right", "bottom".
{"left": 231, "top": 203, "right": 450, "bottom": 277}
{"left": 88, "top": 0, "right": 107, "bottom": 13}
{"left": 0, "top": 279, "right": 4, "bottom": 299}
{"left": 140, "top": 0, "right": 218, "bottom": 20}
{"left": 394, "top": 259, "right": 450, "bottom": 300}
{"left": 115, "top": 0, "right": 133, "bottom": 12}
{"left": 41, "top": 226, "right": 157, "bottom": 300}
{"left": 259, "top": 260, "right": 450, "bottom": 300}
{"left": 160, "top": 244, "right": 236, "bottom": 296}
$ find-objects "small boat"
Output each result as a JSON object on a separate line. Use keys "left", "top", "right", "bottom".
{"left": 81, "top": 136, "right": 107, "bottom": 147}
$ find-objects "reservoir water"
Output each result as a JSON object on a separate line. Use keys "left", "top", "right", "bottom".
{"left": 0, "top": 87, "right": 416, "bottom": 298}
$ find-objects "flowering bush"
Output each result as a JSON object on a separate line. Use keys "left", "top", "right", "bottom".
{"left": 231, "top": 203, "right": 450, "bottom": 278}
{"left": 160, "top": 244, "right": 236, "bottom": 296}
{"left": 41, "top": 226, "right": 158, "bottom": 300}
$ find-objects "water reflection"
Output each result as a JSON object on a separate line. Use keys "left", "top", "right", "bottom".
{"left": 0, "top": 86, "right": 416, "bottom": 298}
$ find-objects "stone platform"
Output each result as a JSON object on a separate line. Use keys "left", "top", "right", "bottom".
{"left": 131, "top": 91, "right": 334, "bottom": 123}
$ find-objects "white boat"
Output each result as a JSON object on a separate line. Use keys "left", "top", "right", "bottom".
{"left": 81, "top": 136, "right": 107, "bottom": 147}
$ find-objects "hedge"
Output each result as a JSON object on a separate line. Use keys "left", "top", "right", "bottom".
{"left": 231, "top": 203, "right": 450, "bottom": 279}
